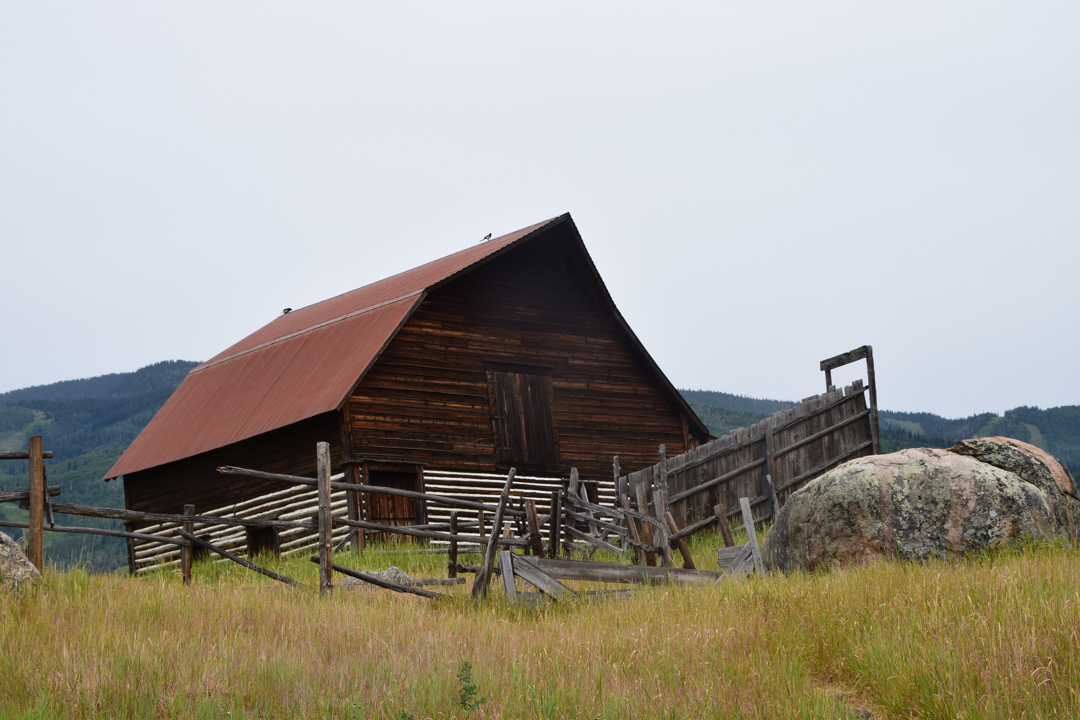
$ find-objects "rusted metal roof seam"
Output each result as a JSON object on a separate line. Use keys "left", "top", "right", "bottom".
{"left": 190, "top": 291, "right": 424, "bottom": 375}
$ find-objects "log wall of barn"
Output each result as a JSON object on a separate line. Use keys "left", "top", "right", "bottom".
{"left": 122, "top": 413, "right": 343, "bottom": 525}
{"left": 345, "top": 227, "right": 706, "bottom": 485}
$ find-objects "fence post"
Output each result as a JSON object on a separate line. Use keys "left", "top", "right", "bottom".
{"left": 448, "top": 512, "right": 458, "bottom": 578}
{"left": 181, "top": 504, "right": 195, "bottom": 585}
{"left": 317, "top": 442, "right": 333, "bottom": 597}
{"left": 27, "top": 435, "right": 44, "bottom": 571}
{"left": 548, "top": 490, "right": 561, "bottom": 559}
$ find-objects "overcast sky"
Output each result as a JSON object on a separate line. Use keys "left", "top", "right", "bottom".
{"left": 2, "top": 3, "right": 1077, "bottom": 418}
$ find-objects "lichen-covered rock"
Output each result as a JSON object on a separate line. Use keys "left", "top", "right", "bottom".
{"left": 0, "top": 531, "right": 41, "bottom": 591}
{"left": 763, "top": 438, "right": 1077, "bottom": 572}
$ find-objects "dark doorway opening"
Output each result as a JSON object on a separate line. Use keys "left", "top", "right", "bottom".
{"left": 364, "top": 463, "right": 425, "bottom": 543}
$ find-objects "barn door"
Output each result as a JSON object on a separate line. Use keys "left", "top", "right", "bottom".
{"left": 486, "top": 367, "right": 559, "bottom": 469}
{"left": 364, "top": 464, "right": 425, "bottom": 543}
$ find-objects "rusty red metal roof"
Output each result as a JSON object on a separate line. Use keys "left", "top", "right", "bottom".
{"left": 105, "top": 217, "right": 561, "bottom": 479}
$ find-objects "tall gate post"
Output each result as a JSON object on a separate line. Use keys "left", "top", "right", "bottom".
{"left": 27, "top": 435, "right": 45, "bottom": 571}
{"left": 317, "top": 442, "right": 333, "bottom": 596}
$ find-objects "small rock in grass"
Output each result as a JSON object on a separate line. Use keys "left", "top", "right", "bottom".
{"left": 340, "top": 566, "right": 415, "bottom": 588}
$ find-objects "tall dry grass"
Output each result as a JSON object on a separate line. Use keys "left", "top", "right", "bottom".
{"left": 1, "top": 535, "right": 1077, "bottom": 719}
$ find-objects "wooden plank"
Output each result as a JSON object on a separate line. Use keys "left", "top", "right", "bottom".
{"left": 561, "top": 509, "right": 627, "bottom": 537}
{"left": 177, "top": 529, "right": 303, "bottom": 587}
{"left": 819, "top": 345, "right": 870, "bottom": 372}
{"left": 515, "top": 555, "right": 721, "bottom": 584}
{"left": 472, "top": 469, "right": 516, "bottom": 600}
{"left": 524, "top": 499, "right": 544, "bottom": 557}
{"left": 0, "top": 450, "right": 53, "bottom": 460}
{"left": 36, "top": 502, "right": 316, "bottom": 531}
{"left": 775, "top": 439, "right": 873, "bottom": 493}
{"left": 510, "top": 553, "right": 575, "bottom": 599}
{"left": 866, "top": 345, "right": 882, "bottom": 454}
{"left": 548, "top": 490, "right": 561, "bottom": 558}
{"left": 181, "top": 504, "right": 195, "bottom": 586}
{"left": 721, "top": 545, "right": 755, "bottom": 578}
{"left": 317, "top": 442, "right": 333, "bottom": 597}
{"left": 772, "top": 409, "right": 870, "bottom": 458}
{"left": 0, "top": 519, "right": 191, "bottom": 547}
{"left": 739, "top": 497, "right": 764, "bottom": 575}
{"left": 617, "top": 493, "right": 642, "bottom": 564}
{"left": 765, "top": 474, "right": 781, "bottom": 519}
{"left": 664, "top": 512, "right": 695, "bottom": 570}
{"left": 668, "top": 512, "right": 721, "bottom": 543}
{"left": 448, "top": 512, "right": 459, "bottom": 578}
{"left": 714, "top": 504, "right": 735, "bottom": 547}
{"left": 666, "top": 457, "right": 766, "bottom": 504}
{"left": 652, "top": 488, "right": 674, "bottom": 567}
{"left": 27, "top": 436, "right": 44, "bottom": 571}
{"left": 314, "top": 558, "right": 446, "bottom": 599}
{"left": 0, "top": 486, "right": 60, "bottom": 504}
{"left": 633, "top": 478, "right": 657, "bottom": 566}
{"left": 563, "top": 525, "right": 625, "bottom": 555}
{"left": 716, "top": 544, "right": 748, "bottom": 568}
{"left": 499, "top": 550, "right": 518, "bottom": 601}
{"left": 332, "top": 515, "right": 526, "bottom": 546}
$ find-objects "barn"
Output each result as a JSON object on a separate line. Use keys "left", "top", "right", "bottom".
{"left": 105, "top": 213, "right": 711, "bottom": 569}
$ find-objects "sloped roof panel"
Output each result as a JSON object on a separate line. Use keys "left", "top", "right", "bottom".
{"left": 105, "top": 296, "right": 419, "bottom": 478}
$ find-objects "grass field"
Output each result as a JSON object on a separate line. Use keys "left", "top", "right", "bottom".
{"left": 1, "top": 534, "right": 1078, "bottom": 719}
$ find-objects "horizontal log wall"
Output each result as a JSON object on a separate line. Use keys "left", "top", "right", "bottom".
{"left": 129, "top": 468, "right": 617, "bottom": 572}
{"left": 346, "top": 224, "right": 704, "bottom": 487}
{"left": 626, "top": 381, "right": 874, "bottom": 527}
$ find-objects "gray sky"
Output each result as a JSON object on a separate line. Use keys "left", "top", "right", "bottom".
{"left": 2, "top": 3, "right": 1077, "bottom": 418}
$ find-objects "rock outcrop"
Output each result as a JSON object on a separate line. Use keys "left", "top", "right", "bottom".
{"left": 0, "top": 531, "right": 41, "bottom": 591}
{"left": 762, "top": 437, "right": 1078, "bottom": 572}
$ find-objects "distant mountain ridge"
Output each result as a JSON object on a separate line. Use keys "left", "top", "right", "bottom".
{"left": 0, "top": 360, "right": 200, "bottom": 570}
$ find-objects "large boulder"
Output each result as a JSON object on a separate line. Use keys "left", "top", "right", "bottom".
{"left": 762, "top": 437, "right": 1079, "bottom": 572}
{"left": 0, "top": 531, "right": 41, "bottom": 591}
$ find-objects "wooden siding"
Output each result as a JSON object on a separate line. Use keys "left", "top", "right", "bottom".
{"left": 123, "top": 413, "right": 343, "bottom": 527}
{"left": 346, "top": 227, "right": 703, "bottom": 484}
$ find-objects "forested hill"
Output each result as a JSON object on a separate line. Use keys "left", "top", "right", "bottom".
{"left": 681, "top": 391, "right": 1080, "bottom": 475}
{"left": 0, "top": 360, "right": 199, "bottom": 570}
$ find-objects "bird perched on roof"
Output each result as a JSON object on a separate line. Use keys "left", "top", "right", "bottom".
{"left": 481, "top": 233, "right": 492, "bottom": 242}
{"left": 282, "top": 308, "right": 292, "bottom": 315}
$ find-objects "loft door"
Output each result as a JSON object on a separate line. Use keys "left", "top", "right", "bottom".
{"left": 486, "top": 367, "right": 559, "bottom": 470}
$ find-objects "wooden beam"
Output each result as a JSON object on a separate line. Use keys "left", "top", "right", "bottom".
{"left": 447, "top": 512, "right": 458, "bottom": 578}
{"left": 312, "top": 558, "right": 445, "bottom": 600}
{"left": 666, "top": 457, "right": 766, "bottom": 505}
{"left": 472, "top": 468, "right": 515, "bottom": 600}
{"left": 525, "top": 499, "right": 544, "bottom": 557}
{"left": 633, "top": 478, "right": 657, "bottom": 566}
{"left": 510, "top": 554, "right": 575, "bottom": 599}
{"left": 665, "top": 512, "right": 695, "bottom": 570}
{"left": 739, "top": 498, "right": 765, "bottom": 575}
{"left": 515, "top": 556, "right": 721, "bottom": 585}
{"left": 35, "top": 502, "right": 316, "bottom": 531}
{"left": 765, "top": 474, "right": 781, "bottom": 519}
{"left": 317, "top": 442, "right": 333, "bottom": 597}
{"left": 0, "top": 486, "right": 60, "bottom": 504}
{"left": 499, "top": 550, "right": 517, "bottom": 601}
{"left": 0, "top": 519, "right": 191, "bottom": 547}
{"left": 181, "top": 504, "right": 195, "bottom": 586}
{"left": 0, "top": 450, "right": 54, "bottom": 460}
{"left": 178, "top": 530, "right": 303, "bottom": 587}
{"left": 27, "top": 436, "right": 44, "bottom": 571}
{"left": 548, "top": 490, "right": 561, "bottom": 559}
{"left": 714, "top": 504, "right": 735, "bottom": 548}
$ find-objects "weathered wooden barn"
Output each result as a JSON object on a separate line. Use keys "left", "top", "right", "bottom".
{"left": 105, "top": 214, "right": 711, "bottom": 568}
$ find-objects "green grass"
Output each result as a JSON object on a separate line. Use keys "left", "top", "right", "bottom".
{"left": 2, "top": 533, "right": 1078, "bottom": 719}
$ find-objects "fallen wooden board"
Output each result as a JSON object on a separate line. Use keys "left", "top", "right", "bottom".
{"left": 514, "top": 556, "right": 721, "bottom": 585}
{"left": 510, "top": 554, "right": 575, "bottom": 600}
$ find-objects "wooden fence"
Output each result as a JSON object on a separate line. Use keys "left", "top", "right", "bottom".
{"left": 625, "top": 378, "right": 878, "bottom": 529}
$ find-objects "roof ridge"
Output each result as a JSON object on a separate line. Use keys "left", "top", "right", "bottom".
{"left": 189, "top": 291, "right": 423, "bottom": 375}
